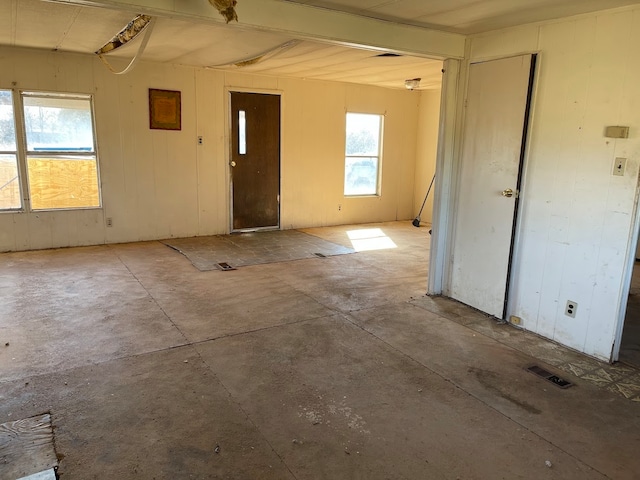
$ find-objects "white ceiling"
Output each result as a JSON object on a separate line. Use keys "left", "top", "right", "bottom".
{"left": 0, "top": 0, "right": 638, "bottom": 90}
{"left": 285, "top": 0, "right": 640, "bottom": 34}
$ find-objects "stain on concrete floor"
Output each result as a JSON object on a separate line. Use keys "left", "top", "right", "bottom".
{"left": 411, "top": 295, "right": 640, "bottom": 402}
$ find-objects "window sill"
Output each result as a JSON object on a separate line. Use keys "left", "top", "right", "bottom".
{"left": 0, "top": 207, "right": 103, "bottom": 214}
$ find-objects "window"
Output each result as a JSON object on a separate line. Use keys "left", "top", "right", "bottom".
{"left": 0, "top": 90, "right": 100, "bottom": 211}
{"left": 0, "top": 90, "right": 21, "bottom": 209}
{"left": 344, "top": 112, "right": 383, "bottom": 196}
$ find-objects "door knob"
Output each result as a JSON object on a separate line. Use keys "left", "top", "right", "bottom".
{"left": 230, "top": 161, "right": 237, "bottom": 167}
{"left": 502, "top": 188, "right": 516, "bottom": 198}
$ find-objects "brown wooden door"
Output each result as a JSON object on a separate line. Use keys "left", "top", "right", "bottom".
{"left": 230, "top": 92, "right": 281, "bottom": 230}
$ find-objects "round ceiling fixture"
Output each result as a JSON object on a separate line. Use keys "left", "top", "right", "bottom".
{"left": 404, "top": 78, "right": 421, "bottom": 90}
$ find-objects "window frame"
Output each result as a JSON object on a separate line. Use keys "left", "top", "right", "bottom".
{"left": 0, "top": 89, "right": 102, "bottom": 213}
{"left": 343, "top": 111, "right": 384, "bottom": 197}
{"left": 0, "top": 89, "right": 23, "bottom": 211}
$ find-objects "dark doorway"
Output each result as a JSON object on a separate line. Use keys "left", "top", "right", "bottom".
{"left": 230, "top": 92, "right": 281, "bottom": 231}
{"left": 620, "top": 258, "right": 640, "bottom": 366}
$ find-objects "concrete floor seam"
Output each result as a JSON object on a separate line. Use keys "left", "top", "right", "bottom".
{"left": 108, "top": 245, "right": 191, "bottom": 346}
{"left": 192, "top": 343, "right": 300, "bottom": 480}
{"left": 339, "top": 307, "right": 612, "bottom": 480}
{"left": 0, "top": 342, "right": 195, "bottom": 387}
{"left": 272, "top": 268, "right": 404, "bottom": 316}
{"left": 185, "top": 313, "right": 339, "bottom": 347}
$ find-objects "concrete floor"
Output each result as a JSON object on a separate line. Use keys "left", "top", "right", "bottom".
{"left": 1, "top": 221, "right": 639, "bottom": 479}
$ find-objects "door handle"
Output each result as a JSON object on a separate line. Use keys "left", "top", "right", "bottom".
{"left": 230, "top": 161, "right": 237, "bottom": 167}
{"left": 501, "top": 188, "right": 517, "bottom": 198}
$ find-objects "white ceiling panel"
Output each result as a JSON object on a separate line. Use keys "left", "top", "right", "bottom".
{"left": 59, "top": 7, "right": 141, "bottom": 53}
{"left": 284, "top": 0, "right": 640, "bottom": 33}
{"left": 227, "top": 42, "right": 443, "bottom": 90}
{"left": 14, "top": 0, "right": 81, "bottom": 50}
{"left": 104, "top": 17, "right": 294, "bottom": 67}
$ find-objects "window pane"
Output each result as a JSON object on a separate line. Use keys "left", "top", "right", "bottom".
{"left": 0, "top": 90, "right": 16, "bottom": 151}
{"left": 23, "top": 95, "right": 94, "bottom": 152}
{"left": 0, "top": 154, "right": 22, "bottom": 209}
{"left": 239, "top": 110, "right": 247, "bottom": 155}
{"left": 28, "top": 155, "right": 100, "bottom": 210}
{"left": 345, "top": 157, "right": 378, "bottom": 196}
{"left": 346, "top": 113, "right": 380, "bottom": 156}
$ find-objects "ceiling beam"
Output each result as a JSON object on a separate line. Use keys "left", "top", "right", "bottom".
{"left": 45, "top": 0, "right": 465, "bottom": 59}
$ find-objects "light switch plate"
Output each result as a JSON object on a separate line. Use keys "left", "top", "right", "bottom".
{"left": 613, "top": 157, "right": 627, "bottom": 176}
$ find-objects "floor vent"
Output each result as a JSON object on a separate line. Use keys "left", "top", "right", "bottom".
{"left": 314, "top": 253, "right": 327, "bottom": 258}
{"left": 216, "top": 262, "right": 236, "bottom": 271}
{"left": 526, "top": 365, "right": 573, "bottom": 389}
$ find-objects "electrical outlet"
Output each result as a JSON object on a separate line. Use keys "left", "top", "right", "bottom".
{"left": 509, "top": 315, "right": 522, "bottom": 326}
{"left": 565, "top": 300, "right": 577, "bottom": 318}
{"left": 197, "top": 136, "right": 203, "bottom": 145}
{"left": 106, "top": 217, "right": 113, "bottom": 228}
{"left": 613, "top": 157, "right": 626, "bottom": 176}
{"left": 338, "top": 204, "right": 342, "bottom": 211}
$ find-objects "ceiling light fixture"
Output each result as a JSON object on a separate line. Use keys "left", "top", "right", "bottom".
{"left": 404, "top": 78, "right": 421, "bottom": 90}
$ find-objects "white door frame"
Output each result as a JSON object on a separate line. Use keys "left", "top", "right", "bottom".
{"left": 428, "top": 58, "right": 463, "bottom": 295}
{"left": 612, "top": 173, "right": 640, "bottom": 360}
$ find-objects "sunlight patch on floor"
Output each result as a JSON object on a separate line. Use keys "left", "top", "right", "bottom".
{"left": 347, "top": 228, "right": 397, "bottom": 252}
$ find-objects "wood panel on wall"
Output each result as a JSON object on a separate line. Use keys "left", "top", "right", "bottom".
{"left": 27, "top": 158, "right": 99, "bottom": 210}
{"left": 0, "top": 157, "right": 21, "bottom": 209}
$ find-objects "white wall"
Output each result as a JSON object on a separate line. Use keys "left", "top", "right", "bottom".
{"left": 0, "top": 47, "right": 423, "bottom": 252}
{"left": 414, "top": 89, "right": 441, "bottom": 223}
{"left": 467, "top": 6, "right": 640, "bottom": 360}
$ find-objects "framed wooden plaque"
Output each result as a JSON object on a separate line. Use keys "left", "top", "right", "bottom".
{"left": 149, "top": 89, "right": 181, "bottom": 130}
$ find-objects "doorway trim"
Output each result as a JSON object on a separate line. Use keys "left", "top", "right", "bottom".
{"left": 428, "top": 58, "right": 462, "bottom": 295}
{"left": 503, "top": 52, "right": 542, "bottom": 322}
{"left": 611, "top": 171, "right": 640, "bottom": 361}
{"left": 225, "top": 87, "right": 283, "bottom": 233}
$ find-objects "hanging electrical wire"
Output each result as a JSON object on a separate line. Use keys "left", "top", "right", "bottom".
{"left": 208, "top": 40, "right": 300, "bottom": 68}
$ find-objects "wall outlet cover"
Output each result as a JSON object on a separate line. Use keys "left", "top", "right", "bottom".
{"left": 565, "top": 300, "right": 577, "bottom": 318}
{"left": 509, "top": 315, "right": 522, "bottom": 325}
